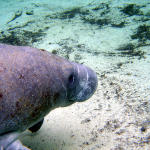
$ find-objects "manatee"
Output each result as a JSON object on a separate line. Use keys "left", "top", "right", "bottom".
{"left": 0, "top": 44, "right": 97, "bottom": 150}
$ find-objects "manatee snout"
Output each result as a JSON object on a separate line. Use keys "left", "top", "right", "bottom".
{"left": 67, "top": 63, "right": 98, "bottom": 102}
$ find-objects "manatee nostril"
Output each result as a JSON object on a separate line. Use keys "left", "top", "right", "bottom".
{"left": 68, "top": 74, "right": 74, "bottom": 84}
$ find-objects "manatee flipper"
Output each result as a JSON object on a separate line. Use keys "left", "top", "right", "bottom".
{"left": 28, "top": 119, "right": 44, "bottom": 133}
{"left": 0, "top": 132, "right": 20, "bottom": 149}
{"left": 0, "top": 132, "right": 30, "bottom": 150}
{"left": 7, "top": 140, "right": 31, "bottom": 150}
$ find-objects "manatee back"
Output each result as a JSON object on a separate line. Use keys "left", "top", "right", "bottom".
{"left": 0, "top": 44, "right": 70, "bottom": 135}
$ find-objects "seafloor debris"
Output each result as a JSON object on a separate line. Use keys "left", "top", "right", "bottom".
{"left": 0, "top": 30, "right": 45, "bottom": 46}
{"left": 116, "top": 43, "right": 145, "bottom": 58}
{"left": 26, "top": 9, "right": 34, "bottom": 15}
{"left": 121, "top": 4, "right": 142, "bottom": 16}
{"left": 7, "top": 10, "right": 22, "bottom": 23}
{"left": 131, "top": 24, "right": 150, "bottom": 43}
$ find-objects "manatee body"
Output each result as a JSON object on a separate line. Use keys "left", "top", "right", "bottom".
{"left": 0, "top": 44, "right": 97, "bottom": 150}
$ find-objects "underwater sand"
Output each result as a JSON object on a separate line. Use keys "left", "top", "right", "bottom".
{"left": 0, "top": 0, "right": 150, "bottom": 149}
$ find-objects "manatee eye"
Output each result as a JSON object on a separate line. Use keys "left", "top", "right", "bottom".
{"left": 68, "top": 74, "right": 74, "bottom": 84}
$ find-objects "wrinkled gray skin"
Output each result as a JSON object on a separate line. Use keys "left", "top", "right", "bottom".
{"left": 0, "top": 44, "right": 98, "bottom": 150}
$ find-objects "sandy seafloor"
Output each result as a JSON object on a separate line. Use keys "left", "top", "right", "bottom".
{"left": 0, "top": 0, "right": 150, "bottom": 149}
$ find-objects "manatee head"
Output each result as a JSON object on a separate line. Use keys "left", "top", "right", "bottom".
{"left": 51, "top": 59, "right": 98, "bottom": 107}
{"left": 67, "top": 62, "right": 97, "bottom": 102}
